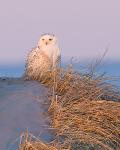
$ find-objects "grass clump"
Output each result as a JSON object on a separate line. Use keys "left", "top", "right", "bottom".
{"left": 19, "top": 64, "right": 120, "bottom": 150}
{"left": 47, "top": 67, "right": 120, "bottom": 150}
{"left": 19, "top": 130, "right": 57, "bottom": 150}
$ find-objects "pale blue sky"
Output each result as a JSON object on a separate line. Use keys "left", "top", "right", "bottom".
{"left": 0, "top": 0, "right": 120, "bottom": 65}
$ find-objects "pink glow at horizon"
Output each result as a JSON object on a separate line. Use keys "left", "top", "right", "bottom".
{"left": 0, "top": 0, "right": 120, "bottom": 65}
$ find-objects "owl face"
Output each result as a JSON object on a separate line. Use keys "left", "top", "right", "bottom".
{"left": 38, "top": 34, "right": 58, "bottom": 47}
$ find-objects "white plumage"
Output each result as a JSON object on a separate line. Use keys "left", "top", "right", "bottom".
{"left": 25, "top": 34, "right": 61, "bottom": 78}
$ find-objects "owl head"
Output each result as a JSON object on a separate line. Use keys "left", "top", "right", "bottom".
{"left": 38, "top": 34, "right": 58, "bottom": 48}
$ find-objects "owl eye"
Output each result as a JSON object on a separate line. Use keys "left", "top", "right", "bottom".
{"left": 42, "top": 39, "right": 45, "bottom": 41}
{"left": 49, "top": 38, "right": 53, "bottom": 41}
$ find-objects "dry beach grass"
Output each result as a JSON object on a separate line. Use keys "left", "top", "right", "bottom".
{"left": 19, "top": 65, "right": 120, "bottom": 150}
{"left": 19, "top": 130, "right": 57, "bottom": 150}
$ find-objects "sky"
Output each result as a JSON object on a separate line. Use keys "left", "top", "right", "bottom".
{"left": 0, "top": 0, "right": 120, "bottom": 65}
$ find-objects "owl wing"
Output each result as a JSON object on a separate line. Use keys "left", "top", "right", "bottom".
{"left": 56, "top": 54, "right": 61, "bottom": 67}
{"left": 27, "top": 47, "right": 39, "bottom": 63}
{"left": 25, "top": 47, "right": 39, "bottom": 75}
{"left": 52, "top": 48, "right": 61, "bottom": 69}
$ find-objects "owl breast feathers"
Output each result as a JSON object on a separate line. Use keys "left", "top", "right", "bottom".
{"left": 25, "top": 34, "right": 61, "bottom": 79}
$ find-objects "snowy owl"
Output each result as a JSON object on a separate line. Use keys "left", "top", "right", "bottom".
{"left": 25, "top": 34, "right": 61, "bottom": 79}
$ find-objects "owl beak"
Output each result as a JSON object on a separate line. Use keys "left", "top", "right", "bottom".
{"left": 45, "top": 42, "right": 48, "bottom": 45}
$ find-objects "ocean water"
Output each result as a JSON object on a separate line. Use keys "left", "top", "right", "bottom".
{"left": 0, "top": 65, "right": 25, "bottom": 77}
{"left": 0, "top": 61, "right": 120, "bottom": 85}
